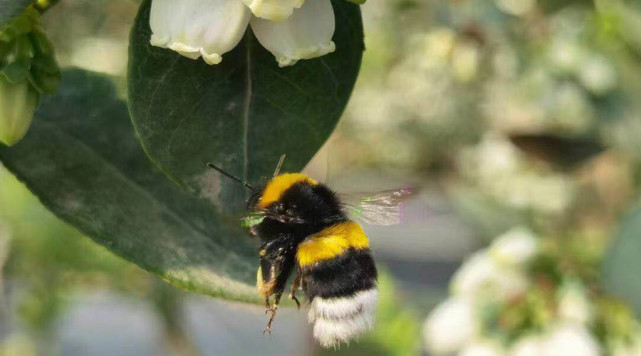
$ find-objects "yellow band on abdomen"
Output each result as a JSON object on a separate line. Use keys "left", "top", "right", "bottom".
{"left": 296, "top": 221, "right": 369, "bottom": 267}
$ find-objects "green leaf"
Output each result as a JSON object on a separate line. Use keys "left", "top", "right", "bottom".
{"left": 0, "top": 0, "right": 32, "bottom": 30}
{"left": 128, "top": 0, "right": 364, "bottom": 214}
{"left": 602, "top": 204, "right": 641, "bottom": 314}
{"left": 0, "top": 69, "right": 262, "bottom": 303}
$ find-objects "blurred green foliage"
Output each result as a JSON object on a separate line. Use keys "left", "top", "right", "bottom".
{"left": 0, "top": 166, "right": 149, "bottom": 348}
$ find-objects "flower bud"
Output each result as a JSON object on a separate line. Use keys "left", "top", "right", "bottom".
{"left": 0, "top": 76, "right": 38, "bottom": 146}
{"left": 0, "top": 7, "right": 59, "bottom": 146}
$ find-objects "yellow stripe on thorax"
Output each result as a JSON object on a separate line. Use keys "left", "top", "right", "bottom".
{"left": 258, "top": 173, "right": 318, "bottom": 209}
{"left": 296, "top": 221, "right": 369, "bottom": 267}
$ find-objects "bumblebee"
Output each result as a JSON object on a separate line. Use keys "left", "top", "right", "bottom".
{"left": 208, "top": 157, "right": 409, "bottom": 348}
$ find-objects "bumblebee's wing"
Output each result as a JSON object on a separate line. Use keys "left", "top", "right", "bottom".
{"left": 339, "top": 188, "right": 414, "bottom": 226}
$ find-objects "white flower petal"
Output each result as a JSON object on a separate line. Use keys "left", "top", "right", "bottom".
{"left": 542, "top": 324, "right": 600, "bottom": 356}
{"left": 451, "top": 250, "right": 529, "bottom": 299}
{"left": 250, "top": 0, "right": 336, "bottom": 67}
{"left": 459, "top": 342, "right": 506, "bottom": 356}
{"left": 242, "top": 0, "right": 305, "bottom": 21}
{"left": 489, "top": 227, "right": 539, "bottom": 267}
{"left": 557, "top": 280, "right": 593, "bottom": 325}
{"left": 510, "top": 335, "right": 545, "bottom": 356}
{"left": 150, "top": 0, "right": 251, "bottom": 64}
{"left": 423, "top": 297, "right": 477, "bottom": 355}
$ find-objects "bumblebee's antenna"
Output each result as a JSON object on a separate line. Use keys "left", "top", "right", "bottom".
{"left": 273, "top": 154, "right": 286, "bottom": 177}
{"left": 206, "top": 163, "right": 255, "bottom": 192}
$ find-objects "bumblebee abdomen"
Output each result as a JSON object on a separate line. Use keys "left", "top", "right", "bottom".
{"left": 303, "top": 248, "right": 378, "bottom": 348}
{"left": 296, "top": 221, "right": 378, "bottom": 348}
{"left": 301, "top": 248, "right": 377, "bottom": 299}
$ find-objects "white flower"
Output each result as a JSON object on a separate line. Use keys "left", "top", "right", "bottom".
{"left": 510, "top": 335, "right": 544, "bottom": 356}
{"left": 459, "top": 341, "right": 506, "bottom": 356}
{"left": 451, "top": 250, "right": 529, "bottom": 299}
{"left": 423, "top": 28, "right": 456, "bottom": 64}
{"left": 423, "top": 297, "right": 477, "bottom": 355}
{"left": 495, "top": 0, "right": 536, "bottom": 16}
{"left": 0, "top": 76, "right": 39, "bottom": 147}
{"left": 557, "top": 280, "right": 593, "bottom": 325}
{"left": 150, "top": 0, "right": 336, "bottom": 67}
{"left": 451, "top": 41, "right": 480, "bottom": 82}
{"left": 489, "top": 227, "right": 539, "bottom": 267}
{"left": 578, "top": 55, "right": 617, "bottom": 96}
{"left": 548, "top": 38, "right": 586, "bottom": 74}
{"left": 542, "top": 323, "right": 600, "bottom": 356}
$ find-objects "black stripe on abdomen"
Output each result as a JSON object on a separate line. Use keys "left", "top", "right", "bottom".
{"left": 301, "top": 248, "right": 378, "bottom": 300}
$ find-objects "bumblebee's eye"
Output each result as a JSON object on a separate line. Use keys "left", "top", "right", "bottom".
{"left": 273, "top": 202, "right": 285, "bottom": 213}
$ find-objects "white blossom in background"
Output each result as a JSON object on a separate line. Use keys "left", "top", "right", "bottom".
{"left": 495, "top": 0, "right": 536, "bottom": 16}
{"left": 548, "top": 37, "right": 586, "bottom": 75}
{"left": 422, "top": 28, "right": 456, "bottom": 67}
{"left": 489, "top": 227, "right": 540, "bottom": 267}
{"left": 451, "top": 249, "right": 529, "bottom": 300}
{"left": 149, "top": 0, "right": 337, "bottom": 67}
{"left": 510, "top": 335, "right": 544, "bottom": 356}
{"left": 550, "top": 82, "right": 594, "bottom": 132}
{"left": 422, "top": 297, "right": 477, "bottom": 355}
{"left": 451, "top": 41, "right": 480, "bottom": 82}
{"left": 542, "top": 323, "right": 600, "bottom": 356}
{"left": 459, "top": 341, "right": 506, "bottom": 356}
{"left": 459, "top": 134, "right": 575, "bottom": 214}
{"left": 579, "top": 55, "right": 618, "bottom": 96}
{"left": 557, "top": 280, "right": 593, "bottom": 325}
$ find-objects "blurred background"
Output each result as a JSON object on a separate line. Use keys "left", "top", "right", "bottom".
{"left": 2, "top": 0, "right": 641, "bottom": 354}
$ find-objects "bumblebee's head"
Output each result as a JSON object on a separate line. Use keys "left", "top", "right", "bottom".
{"left": 250, "top": 173, "right": 344, "bottom": 224}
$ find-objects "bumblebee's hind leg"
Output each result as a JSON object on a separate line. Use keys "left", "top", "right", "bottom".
{"left": 264, "top": 293, "right": 282, "bottom": 334}
{"left": 289, "top": 269, "right": 302, "bottom": 309}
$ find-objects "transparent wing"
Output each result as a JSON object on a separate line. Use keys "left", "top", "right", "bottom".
{"left": 241, "top": 187, "right": 443, "bottom": 228}
{"left": 339, "top": 188, "right": 414, "bottom": 226}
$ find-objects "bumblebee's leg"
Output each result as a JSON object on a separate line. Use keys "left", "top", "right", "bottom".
{"left": 258, "top": 243, "right": 296, "bottom": 334}
{"left": 289, "top": 269, "right": 302, "bottom": 309}
{"left": 264, "top": 293, "right": 282, "bottom": 334}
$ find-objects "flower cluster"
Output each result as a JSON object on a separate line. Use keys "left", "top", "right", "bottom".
{"left": 458, "top": 133, "right": 575, "bottom": 214}
{"left": 0, "top": 7, "right": 60, "bottom": 147}
{"left": 150, "top": 0, "right": 363, "bottom": 67}
{"left": 423, "top": 228, "right": 641, "bottom": 356}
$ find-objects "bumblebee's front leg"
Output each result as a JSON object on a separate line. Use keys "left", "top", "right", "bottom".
{"left": 257, "top": 247, "right": 295, "bottom": 334}
{"left": 289, "top": 269, "right": 302, "bottom": 309}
